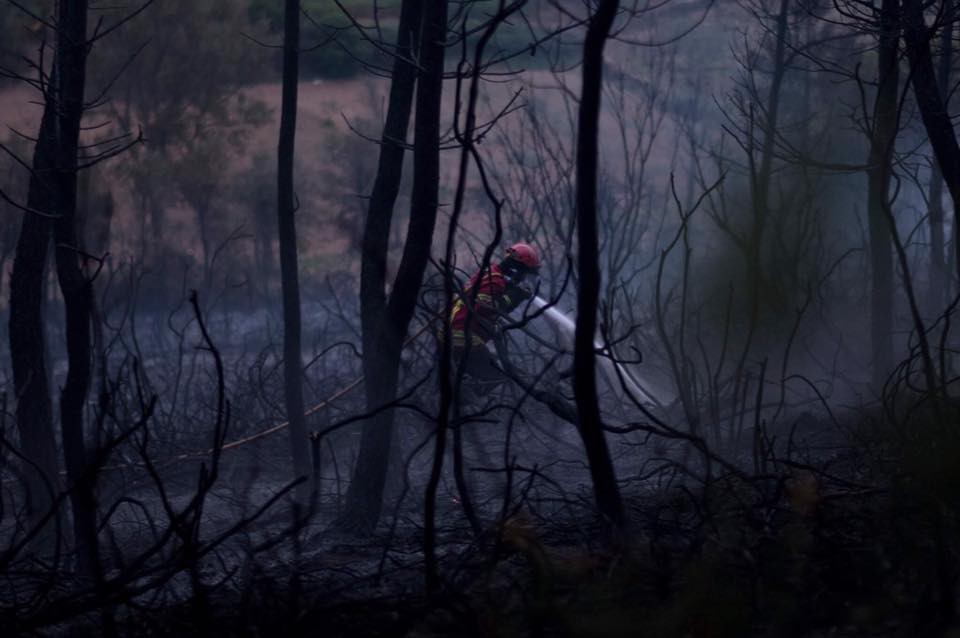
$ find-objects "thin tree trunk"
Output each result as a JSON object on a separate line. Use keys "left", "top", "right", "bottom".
{"left": 8, "top": 101, "right": 60, "bottom": 550}
{"left": 867, "top": 0, "right": 899, "bottom": 391}
{"left": 903, "top": 0, "right": 960, "bottom": 288}
{"left": 277, "top": 0, "right": 311, "bottom": 501}
{"left": 359, "top": 0, "right": 422, "bottom": 356}
{"left": 926, "top": 3, "right": 953, "bottom": 312}
{"left": 904, "top": 9, "right": 960, "bottom": 622}
{"left": 426, "top": 2, "right": 518, "bottom": 584}
{"left": 728, "top": 0, "right": 789, "bottom": 442}
{"left": 751, "top": 0, "right": 790, "bottom": 321}
{"left": 573, "top": 0, "right": 625, "bottom": 532}
{"left": 50, "top": 0, "right": 102, "bottom": 580}
{"left": 87, "top": 190, "right": 112, "bottom": 450}
{"left": 340, "top": 0, "right": 429, "bottom": 533}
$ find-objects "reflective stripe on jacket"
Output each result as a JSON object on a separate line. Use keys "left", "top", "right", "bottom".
{"left": 449, "top": 264, "right": 521, "bottom": 347}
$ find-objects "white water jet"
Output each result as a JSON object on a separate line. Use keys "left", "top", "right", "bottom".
{"left": 528, "top": 296, "right": 661, "bottom": 406}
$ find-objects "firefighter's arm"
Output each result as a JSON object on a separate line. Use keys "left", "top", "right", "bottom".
{"left": 496, "top": 280, "right": 532, "bottom": 315}
{"left": 472, "top": 288, "right": 503, "bottom": 339}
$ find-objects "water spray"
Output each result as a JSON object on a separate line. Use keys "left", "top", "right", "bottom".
{"left": 528, "top": 296, "right": 660, "bottom": 406}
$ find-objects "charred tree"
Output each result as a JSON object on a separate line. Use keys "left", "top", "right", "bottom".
{"left": 341, "top": 0, "right": 445, "bottom": 533}
{"left": 342, "top": 0, "right": 422, "bottom": 532}
{"left": 903, "top": 1, "right": 960, "bottom": 290}
{"left": 749, "top": 0, "right": 789, "bottom": 345}
{"left": 358, "top": 0, "right": 422, "bottom": 355}
{"left": 277, "top": 0, "right": 312, "bottom": 499}
{"left": 727, "top": 0, "right": 791, "bottom": 442}
{"left": 926, "top": 3, "right": 952, "bottom": 311}
{"left": 867, "top": 0, "right": 899, "bottom": 391}
{"left": 573, "top": 0, "right": 625, "bottom": 531}
{"left": 47, "top": 0, "right": 103, "bottom": 580}
{"left": 8, "top": 94, "right": 60, "bottom": 550}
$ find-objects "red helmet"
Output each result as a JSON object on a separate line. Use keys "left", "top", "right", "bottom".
{"left": 505, "top": 242, "right": 541, "bottom": 271}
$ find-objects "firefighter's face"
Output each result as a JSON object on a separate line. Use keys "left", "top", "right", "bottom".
{"left": 504, "top": 260, "right": 539, "bottom": 286}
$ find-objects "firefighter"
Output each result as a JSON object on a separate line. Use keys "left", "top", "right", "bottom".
{"left": 449, "top": 242, "right": 541, "bottom": 393}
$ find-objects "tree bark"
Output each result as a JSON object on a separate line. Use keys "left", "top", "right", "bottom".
{"left": 277, "top": 0, "right": 312, "bottom": 500}
{"left": 48, "top": 0, "right": 103, "bottom": 581}
{"left": 751, "top": 0, "right": 790, "bottom": 323}
{"left": 341, "top": 0, "right": 443, "bottom": 533}
{"left": 359, "top": 0, "right": 422, "bottom": 357}
{"left": 573, "top": 0, "right": 625, "bottom": 532}
{"left": 914, "top": 2, "right": 954, "bottom": 310}
{"left": 342, "top": 0, "right": 422, "bottom": 531}
{"left": 867, "top": 0, "right": 899, "bottom": 391}
{"left": 8, "top": 101, "right": 60, "bottom": 551}
{"left": 903, "top": 0, "right": 960, "bottom": 291}
{"left": 729, "top": 0, "right": 790, "bottom": 441}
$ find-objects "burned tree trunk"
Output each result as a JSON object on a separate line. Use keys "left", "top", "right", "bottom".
{"left": 750, "top": 0, "right": 789, "bottom": 342}
{"left": 341, "top": 0, "right": 422, "bottom": 531}
{"left": 573, "top": 0, "right": 625, "bottom": 531}
{"left": 49, "top": 0, "right": 102, "bottom": 580}
{"left": 8, "top": 101, "right": 60, "bottom": 549}
{"left": 728, "top": 0, "right": 791, "bottom": 442}
{"left": 867, "top": 0, "right": 899, "bottom": 391}
{"left": 341, "top": 0, "right": 444, "bottom": 533}
{"left": 903, "top": 0, "right": 960, "bottom": 289}
{"left": 358, "top": 0, "right": 422, "bottom": 355}
{"left": 277, "top": 0, "right": 312, "bottom": 499}
{"left": 926, "top": 3, "right": 952, "bottom": 312}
